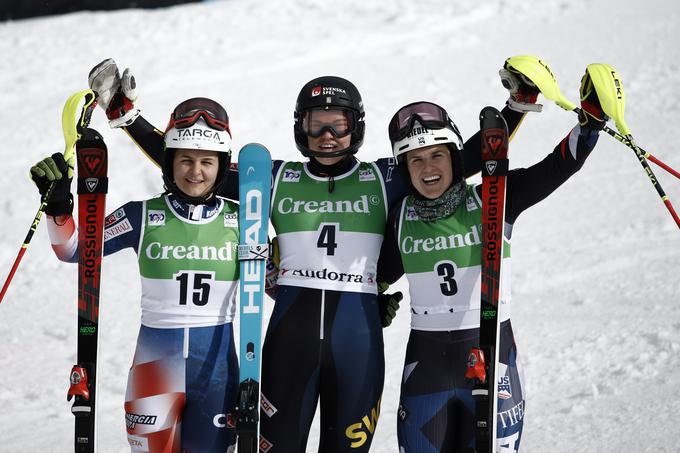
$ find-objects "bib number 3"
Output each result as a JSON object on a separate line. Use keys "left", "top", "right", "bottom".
{"left": 435, "top": 261, "right": 458, "bottom": 296}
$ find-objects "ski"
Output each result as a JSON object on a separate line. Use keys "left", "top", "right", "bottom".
{"left": 466, "top": 107, "right": 510, "bottom": 453}
{"left": 235, "top": 143, "right": 272, "bottom": 453}
{"left": 67, "top": 127, "right": 108, "bottom": 453}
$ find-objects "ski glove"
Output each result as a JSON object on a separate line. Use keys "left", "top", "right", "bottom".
{"left": 578, "top": 71, "right": 608, "bottom": 131}
{"left": 500, "top": 63, "right": 542, "bottom": 113}
{"left": 30, "top": 152, "right": 74, "bottom": 216}
{"left": 377, "top": 282, "right": 402, "bottom": 328}
{"left": 88, "top": 58, "right": 140, "bottom": 128}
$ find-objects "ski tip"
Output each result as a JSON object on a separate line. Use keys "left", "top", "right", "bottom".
{"left": 479, "top": 106, "right": 502, "bottom": 121}
{"left": 479, "top": 106, "right": 508, "bottom": 132}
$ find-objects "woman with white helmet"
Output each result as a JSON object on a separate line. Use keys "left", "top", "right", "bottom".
{"left": 30, "top": 97, "right": 240, "bottom": 452}
{"left": 377, "top": 71, "right": 607, "bottom": 452}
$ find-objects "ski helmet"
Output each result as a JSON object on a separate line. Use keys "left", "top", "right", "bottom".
{"left": 294, "top": 76, "right": 365, "bottom": 159}
{"left": 388, "top": 101, "right": 465, "bottom": 187}
{"left": 162, "top": 97, "right": 232, "bottom": 203}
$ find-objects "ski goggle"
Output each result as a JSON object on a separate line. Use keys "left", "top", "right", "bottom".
{"left": 166, "top": 97, "right": 231, "bottom": 135}
{"left": 300, "top": 108, "right": 357, "bottom": 138}
{"left": 388, "top": 101, "right": 453, "bottom": 142}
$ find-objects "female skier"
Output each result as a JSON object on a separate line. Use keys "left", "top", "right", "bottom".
{"left": 376, "top": 71, "right": 607, "bottom": 452}
{"left": 85, "top": 58, "right": 539, "bottom": 452}
{"left": 30, "top": 98, "right": 239, "bottom": 452}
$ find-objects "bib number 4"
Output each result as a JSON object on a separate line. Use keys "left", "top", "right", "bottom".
{"left": 316, "top": 223, "right": 339, "bottom": 256}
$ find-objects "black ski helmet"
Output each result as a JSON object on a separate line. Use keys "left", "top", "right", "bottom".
{"left": 162, "top": 97, "right": 232, "bottom": 204}
{"left": 294, "top": 76, "right": 365, "bottom": 159}
{"left": 388, "top": 101, "right": 465, "bottom": 192}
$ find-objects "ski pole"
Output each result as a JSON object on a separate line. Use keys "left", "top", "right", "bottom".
{"left": 596, "top": 118, "right": 680, "bottom": 228}
{"left": 578, "top": 63, "right": 680, "bottom": 229}
{"left": 0, "top": 184, "right": 57, "bottom": 304}
{"left": 0, "top": 90, "right": 96, "bottom": 305}
{"left": 600, "top": 125, "right": 680, "bottom": 180}
{"left": 503, "top": 57, "right": 680, "bottom": 229}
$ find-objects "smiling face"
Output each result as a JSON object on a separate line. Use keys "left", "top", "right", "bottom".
{"left": 172, "top": 148, "right": 220, "bottom": 198}
{"left": 405, "top": 144, "right": 454, "bottom": 199}
{"left": 305, "top": 109, "right": 352, "bottom": 165}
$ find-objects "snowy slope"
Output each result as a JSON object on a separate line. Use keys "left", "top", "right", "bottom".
{"left": 0, "top": 0, "right": 679, "bottom": 451}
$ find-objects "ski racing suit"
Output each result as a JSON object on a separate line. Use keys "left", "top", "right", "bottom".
{"left": 378, "top": 124, "right": 600, "bottom": 453}
{"left": 119, "top": 106, "right": 524, "bottom": 452}
{"left": 48, "top": 194, "right": 240, "bottom": 453}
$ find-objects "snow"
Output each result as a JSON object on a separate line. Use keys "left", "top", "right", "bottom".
{"left": 0, "top": 0, "right": 679, "bottom": 451}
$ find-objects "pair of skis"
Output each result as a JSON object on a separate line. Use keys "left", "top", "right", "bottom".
{"left": 0, "top": 88, "right": 108, "bottom": 453}
{"left": 466, "top": 107, "right": 510, "bottom": 453}
{"left": 62, "top": 90, "right": 109, "bottom": 453}
{"left": 235, "top": 144, "right": 272, "bottom": 453}
{"left": 469, "top": 54, "right": 680, "bottom": 452}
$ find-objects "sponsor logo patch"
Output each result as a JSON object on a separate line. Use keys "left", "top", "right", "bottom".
{"left": 358, "top": 168, "right": 376, "bottom": 181}
{"left": 104, "top": 218, "right": 133, "bottom": 242}
{"left": 311, "top": 86, "right": 347, "bottom": 97}
{"left": 148, "top": 210, "right": 166, "bottom": 226}
{"left": 398, "top": 404, "right": 408, "bottom": 422}
{"left": 259, "top": 436, "right": 273, "bottom": 452}
{"left": 127, "top": 435, "right": 149, "bottom": 451}
{"left": 105, "top": 208, "right": 126, "bottom": 227}
{"left": 498, "top": 400, "right": 524, "bottom": 428}
{"left": 125, "top": 412, "right": 157, "bottom": 429}
{"left": 466, "top": 196, "right": 478, "bottom": 212}
{"left": 261, "top": 394, "right": 278, "bottom": 418}
{"left": 282, "top": 169, "right": 301, "bottom": 182}
{"left": 498, "top": 375, "right": 512, "bottom": 400}
{"left": 279, "top": 267, "right": 364, "bottom": 284}
{"left": 224, "top": 212, "right": 238, "bottom": 227}
{"left": 405, "top": 207, "right": 419, "bottom": 221}
{"left": 212, "top": 412, "right": 235, "bottom": 428}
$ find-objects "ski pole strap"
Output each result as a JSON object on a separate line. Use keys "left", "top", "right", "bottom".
{"left": 238, "top": 243, "right": 269, "bottom": 261}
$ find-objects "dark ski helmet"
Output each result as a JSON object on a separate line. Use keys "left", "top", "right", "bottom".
{"left": 162, "top": 97, "right": 232, "bottom": 204}
{"left": 388, "top": 101, "right": 465, "bottom": 190}
{"left": 294, "top": 76, "right": 365, "bottom": 159}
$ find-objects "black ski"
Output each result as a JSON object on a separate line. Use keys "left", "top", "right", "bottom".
{"left": 67, "top": 128, "right": 108, "bottom": 452}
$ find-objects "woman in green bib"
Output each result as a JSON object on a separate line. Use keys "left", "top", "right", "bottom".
{"left": 30, "top": 98, "right": 240, "bottom": 452}
{"left": 378, "top": 71, "right": 608, "bottom": 452}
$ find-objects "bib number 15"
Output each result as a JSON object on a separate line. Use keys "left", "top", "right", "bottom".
{"left": 173, "top": 271, "right": 215, "bottom": 306}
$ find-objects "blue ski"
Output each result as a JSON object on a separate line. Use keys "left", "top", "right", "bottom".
{"left": 235, "top": 143, "right": 272, "bottom": 453}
